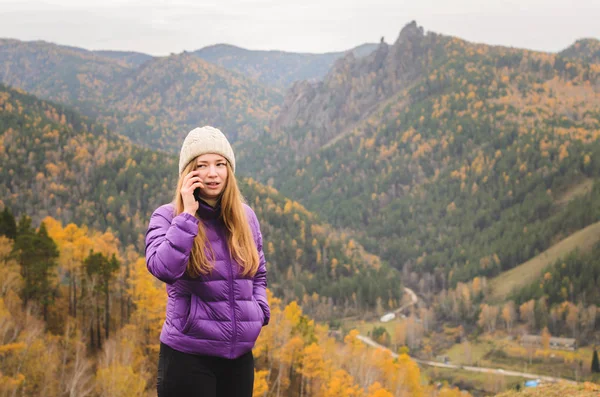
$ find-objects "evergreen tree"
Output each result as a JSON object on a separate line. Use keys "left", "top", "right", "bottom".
{"left": 592, "top": 349, "right": 600, "bottom": 373}
{"left": 0, "top": 207, "right": 17, "bottom": 239}
{"left": 85, "top": 251, "right": 120, "bottom": 346}
{"left": 35, "top": 222, "right": 60, "bottom": 321}
{"left": 12, "top": 218, "right": 59, "bottom": 320}
{"left": 13, "top": 215, "right": 37, "bottom": 307}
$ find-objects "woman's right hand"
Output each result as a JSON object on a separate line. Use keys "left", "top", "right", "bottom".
{"left": 181, "top": 170, "right": 205, "bottom": 215}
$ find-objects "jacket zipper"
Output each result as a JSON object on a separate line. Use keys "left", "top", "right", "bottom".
{"left": 224, "top": 230, "right": 237, "bottom": 358}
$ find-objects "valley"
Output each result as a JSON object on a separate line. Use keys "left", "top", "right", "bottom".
{"left": 1, "top": 19, "right": 600, "bottom": 396}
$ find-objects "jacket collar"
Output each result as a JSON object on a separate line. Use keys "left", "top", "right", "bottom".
{"left": 197, "top": 198, "right": 222, "bottom": 220}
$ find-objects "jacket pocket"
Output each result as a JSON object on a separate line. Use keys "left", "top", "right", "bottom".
{"left": 252, "top": 297, "right": 264, "bottom": 323}
{"left": 181, "top": 295, "right": 197, "bottom": 334}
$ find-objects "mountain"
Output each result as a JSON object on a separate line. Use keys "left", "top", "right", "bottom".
{"left": 560, "top": 38, "right": 600, "bottom": 64}
{"left": 237, "top": 21, "right": 600, "bottom": 288}
{"left": 93, "top": 50, "right": 154, "bottom": 67}
{"left": 193, "top": 43, "right": 379, "bottom": 89}
{"left": 238, "top": 22, "right": 430, "bottom": 170}
{"left": 0, "top": 38, "right": 131, "bottom": 112}
{"left": 0, "top": 39, "right": 282, "bottom": 153}
{"left": 0, "top": 84, "right": 401, "bottom": 307}
{"left": 0, "top": 38, "right": 383, "bottom": 154}
{"left": 105, "top": 52, "right": 282, "bottom": 151}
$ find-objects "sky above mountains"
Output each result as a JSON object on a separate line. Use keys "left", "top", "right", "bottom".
{"left": 1, "top": 0, "right": 599, "bottom": 55}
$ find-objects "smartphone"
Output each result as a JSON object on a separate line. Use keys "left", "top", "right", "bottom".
{"left": 193, "top": 179, "right": 203, "bottom": 202}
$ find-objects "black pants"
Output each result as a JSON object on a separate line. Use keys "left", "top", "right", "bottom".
{"left": 157, "top": 342, "right": 254, "bottom": 397}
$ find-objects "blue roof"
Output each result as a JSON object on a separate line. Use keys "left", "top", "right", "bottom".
{"left": 524, "top": 380, "right": 539, "bottom": 387}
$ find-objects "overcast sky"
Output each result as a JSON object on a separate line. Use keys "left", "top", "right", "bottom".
{"left": 1, "top": 0, "right": 598, "bottom": 55}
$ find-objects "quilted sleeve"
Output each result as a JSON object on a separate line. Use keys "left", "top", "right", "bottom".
{"left": 145, "top": 206, "right": 199, "bottom": 284}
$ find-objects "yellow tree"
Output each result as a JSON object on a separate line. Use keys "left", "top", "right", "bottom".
{"left": 541, "top": 326, "right": 551, "bottom": 350}
{"left": 367, "top": 382, "right": 394, "bottom": 397}
{"left": 320, "top": 369, "right": 362, "bottom": 397}
{"left": 65, "top": 224, "right": 92, "bottom": 319}
{"left": 478, "top": 304, "right": 499, "bottom": 333}
{"left": 342, "top": 330, "right": 369, "bottom": 386}
{"left": 6, "top": 320, "right": 62, "bottom": 396}
{"left": 519, "top": 300, "right": 536, "bottom": 331}
{"left": 253, "top": 293, "right": 304, "bottom": 397}
{"left": 253, "top": 369, "right": 269, "bottom": 397}
{"left": 0, "top": 236, "right": 22, "bottom": 310}
{"left": 90, "top": 229, "right": 120, "bottom": 259}
{"left": 502, "top": 301, "right": 516, "bottom": 332}
{"left": 436, "top": 386, "right": 470, "bottom": 397}
{"left": 0, "top": 237, "right": 28, "bottom": 395}
{"left": 391, "top": 353, "right": 423, "bottom": 397}
{"left": 95, "top": 327, "right": 147, "bottom": 397}
{"left": 128, "top": 258, "right": 166, "bottom": 352}
{"left": 394, "top": 321, "right": 407, "bottom": 351}
{"left": 253, "top": 290, "right": 280, "bottom": 357}
{"left": 299, "top": 343, "right": 328, "bottom": 397}
{"left": 276, "top": 336, "right": 304, "bottom": 394}
{"left": 0, "top": 299, "right": 27, "bottom": 395}
{"left": 43, "top": 218, "right": 95, "bottom": 324}
{"left": 565, "top": 303, "right": 579, "bottom": 338}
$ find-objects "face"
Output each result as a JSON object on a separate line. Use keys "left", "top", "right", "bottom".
{"left": 194, "top": 153, "right": 229, "bottom": 200}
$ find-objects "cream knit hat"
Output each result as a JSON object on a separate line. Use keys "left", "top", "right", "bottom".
{"left": 178, "top": 126, "right": 236, "bottom": 175}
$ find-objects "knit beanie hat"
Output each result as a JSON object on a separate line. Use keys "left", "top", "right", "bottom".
{"left": 178, "top": 126, "right": 236, "bottom": 175}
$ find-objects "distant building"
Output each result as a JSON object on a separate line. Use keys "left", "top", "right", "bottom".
{"left": 520, "top": 334, "right": 577, "bottom": 351}
{"left": 524, "top": 380, "right": 539, "bottom": 388}
{"left": 435, "top": 355, "right": 450, "bottom": 364}
{"left": 380, "top": 313, "right": 396, "bottom": 323}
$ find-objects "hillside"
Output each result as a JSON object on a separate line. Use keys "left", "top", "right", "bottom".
{"left": 193, "top": 43, "right": 379, "bottom": 89}
{"left": 0, "top": 38, "right": 282, "bottom": 153}
{"left": 237, "top": 21, "right": 600, "bottom": 289}
{"left": 560, "top": 38, "right": 600, "bottom": 64}
{"left": 0, "top": 84, "right": 400, "bottom": 307}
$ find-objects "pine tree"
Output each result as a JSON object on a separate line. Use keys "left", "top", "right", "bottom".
{"left": 12, "top": 218, "right": 59, "bottom": 320}
{"left": 592, "top": 349, "right": 600, "bottom": 373}
{"left": 35, "top": 222, "right": 60, "bottom": 320}
{"left": 0, "top": 207, "right": 17, "bottom": 239}
{"left": 85, "top": 251, "right": 119, "bottom": 346}
{"left": 13, "top": 215, "right": 36, "bottom": 308}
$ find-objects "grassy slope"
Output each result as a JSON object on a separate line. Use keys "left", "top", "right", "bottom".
{"left": 495, "top": 382, "right": 600, "bottom": 397}
{"left": 426, "top": 367, "right": 524, "bottom": 395}
{"left": 555, "top": 178, "right": 595, "bottom": 207}
{"left": 441, "top": 334, "right": 597, "bottom": 381}
{"left": 488, "top": 220, "right": 600, "bottom": 302}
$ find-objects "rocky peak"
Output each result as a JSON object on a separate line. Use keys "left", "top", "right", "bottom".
{"left": 270, "top": 21, "right": 437, "bottom": 159}
{"left": 394, "top": 20, "right": 425, "bottom": 46}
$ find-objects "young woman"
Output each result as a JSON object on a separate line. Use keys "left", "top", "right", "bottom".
{"left": 145, "top": 126, "right": 270, "bottom": 397}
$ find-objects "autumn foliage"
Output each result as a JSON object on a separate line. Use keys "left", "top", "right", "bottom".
{"left": 0, "top": 215, "right": 469, "bottom": 397}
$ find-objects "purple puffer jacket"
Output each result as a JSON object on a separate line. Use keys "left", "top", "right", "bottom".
{"left": 144, "top": 200, "right": 270, "bottom": 359}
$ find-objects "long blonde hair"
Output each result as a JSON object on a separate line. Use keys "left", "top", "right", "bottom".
{"left": 173, "top": 159, "right": 259, "bottom": 278}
